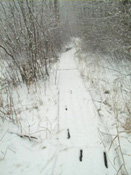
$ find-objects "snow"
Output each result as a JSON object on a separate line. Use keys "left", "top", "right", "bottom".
{"left": 74, "top": 40, "right": 131, "bottom": 175}
{"left": 0, "top": 44, "right": 131, "bottom": 175}
{"left": 53, "top": 47, "right": 116, "bottom": 175}
{"left": 0, "top": 63, "right": 59, "bottom": 175}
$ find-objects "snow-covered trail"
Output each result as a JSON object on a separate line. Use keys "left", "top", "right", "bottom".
{"left": 53, "top": 49, "right": 110, "bottom": 175}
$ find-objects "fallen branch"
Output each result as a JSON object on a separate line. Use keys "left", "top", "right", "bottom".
{"left": 9, "top": 132, "right": 38, "bottom": 141}
{"left": 18, "top": 134, "right": 38, "bottom": 140}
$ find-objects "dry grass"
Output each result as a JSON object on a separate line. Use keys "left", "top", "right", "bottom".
{"left": 0, "top": 53, "right": 59, "bottom": 143}
{"left": 75, "top": 39, "right": 131, "bottom": 174}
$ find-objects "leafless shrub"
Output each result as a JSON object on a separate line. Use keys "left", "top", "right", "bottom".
{"left": 0, "top": 0, "right": 64, "bottom": 121}
{"left": 0, "top": 0, "right": 63, "bottom": 86}
{"left": 76, "top": 1, "right": 131, "bottom": 58}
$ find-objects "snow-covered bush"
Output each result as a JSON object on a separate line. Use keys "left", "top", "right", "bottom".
{"left": 75, "top": 43, "right": 131, "bottom": 174}
{"left": 76, "top": 1, "right": 131, "bottom": 57}
{"left": 0, "top": 0, "right": 62, "bottom": 86}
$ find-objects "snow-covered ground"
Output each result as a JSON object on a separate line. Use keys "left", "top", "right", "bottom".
{"left": 0, "top": 42, "right": 131, "bottom": 175}
{"left": 0, "top": 61, "right": 59, "bottom": 175}
{"left": 54, "top": 48, "right": 110, "bottom": 175}
{"left": 74, "top": 40, "right": 131, "bottom": 175}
